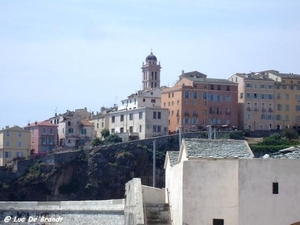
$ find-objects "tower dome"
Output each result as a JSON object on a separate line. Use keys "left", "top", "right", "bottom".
{"left": 146, "top": 52, "right": 157, "bottom": 61}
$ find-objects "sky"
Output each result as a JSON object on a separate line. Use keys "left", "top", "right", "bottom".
{"left": 1, "top": 0, "right": 300, "bottom": 129}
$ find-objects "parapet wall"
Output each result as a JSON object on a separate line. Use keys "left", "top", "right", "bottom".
{"left": 0, "top": 200, "right": 124, "bottom": 225}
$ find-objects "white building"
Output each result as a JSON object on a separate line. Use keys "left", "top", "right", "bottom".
{"left": 109, "top": 107, "right": 169, "bottom": 141}
{"left": 164, "top": 138, "right": 300, "bottom": 225}
{"left": 118, "top": 87, "right": 163, "bottom": 111}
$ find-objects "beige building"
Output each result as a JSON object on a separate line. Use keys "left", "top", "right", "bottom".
{"left": 229, "top": 70, "right": 300, "bottom": 131}
{"left": 89, "top": 106, "right": 118, "bottom": 139}
{"left": 164, "top": 138, "right": 300, "bottom": 225}
{"left": 0, "top": 126, "right": 30, "bottom": 166}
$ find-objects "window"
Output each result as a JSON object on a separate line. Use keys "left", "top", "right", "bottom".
{"left": 139, "top": 112, "right": 143, "bottom": 119}
{"left": 151, "top": 99, "right": 156, "bottom": 103}
{"left": 111, "top": 128, "right": 115, "bottom": 133}
{"left": 213, "top": 219, "right": 224, "bottom": 225}
{"left": 157, "top": 125, "right": 161, "bottom": 132}
{"left": 254, "top": 83, "right": 258, "bottom": 88}
{"left": 158, "top": 112, "right": 161, "bottom": 119}
{"left": 18, "top": 132, "right": 22, "bottom": 137}
{"left": 68, "top": 128, "right": 74, "bottom": 133}
{"left": 112, "top": 116, "right": 115, "bottom": 123}
{"left": 260, "top": 84, "right": 266, "bottom": 89}
{"left": 43, "top": 128, "right": 46, "bottom": 134}
{"left": 184, "top": 91, "right": 189, "bottom": 98}
{"left": 16, "top": 152, "right": 23, "bottom": 157}
{"left": 153, "top": 112, "right": 157, "bottom": 119}
{"left": 285, "top": 104, "right": 289, "bottom": 111}
{"left": 67, "top": 121, "right": 71, "bottom": 126}
{"left": 50, "top": 128, "right": 53, "bottom": 134}
{"left": 273, "top": 182, "right": 279, "bottom": 194}
{"left": 226, "top": 86, "right": 230, "bottom": 91}
{"left": 268, "top": 84, "right": 273, "bottom": 89}
{"left": 202, "top": 93, "right": 207, "bottom": 99}
{"left": 153, "top": 125, "right": 157, "bottom": 132}
{"left": 81, "top": 129, "right": 86, "bottom": 134}
{"left": 120, "top": 127, "right": 124, "bottom": 133}
{"left": 246, "top": 83, "right": 252, "bottom": 88}
{"left": 129, "top": 113, "right": 133, "bottom": 120}
{"left": 18, "top": 141, "right": 22, "bottom": 147}
{"left": 286, "top": 93, "right": 289, "bottom": 100}
{"left": 143, "top": 98, "right": 146, "bottom": 102}
{"left": 4, "top": 152, "right": 11, "bottom": 158}
{"left": 240, "top": 93, "right": 243, "bottom": 99}
{"left": 120, "top": 115, "right": 124, "bottom": 122}
{"left": 217, "top": 85, "right": 221, "bottom": 90}
{"left": 5, "top": 141, "right": 9, "bottom": 147}
{"left": 139, "top": 125, "right": 142, "bottom": 132}
{"left": 6, "top": 131, "right": 10, "bottom": 137}
{"left": 193, "top": 92, "right": 198, "bottom": 99}
{"left": 210, "top": 85, "right": 214, "bottom": 90}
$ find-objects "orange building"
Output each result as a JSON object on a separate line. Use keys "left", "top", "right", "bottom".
{"left": 161, "top": 71, "right": 238, "bottom": 133}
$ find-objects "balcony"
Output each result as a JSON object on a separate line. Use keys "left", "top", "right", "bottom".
{"left": 247, "top": 107, "right": 252, "bottom": 111}
{"left": 254, "top": 108, "right": 259, "bottom": 111}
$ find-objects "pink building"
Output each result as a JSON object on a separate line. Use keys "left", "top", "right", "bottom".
{"left": 24, "top": 121, "right": 58, "bottom": 153}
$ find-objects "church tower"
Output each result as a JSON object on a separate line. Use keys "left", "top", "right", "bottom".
{"left": 141, "top": 51, "right": 161, "bottom": 90}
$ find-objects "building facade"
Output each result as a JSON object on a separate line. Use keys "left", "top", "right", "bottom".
{"left": 0, "top": 126, "right": 30, "bottom": 166}
{"left": 162, "top": 71, "right": 238, "bottom": 133}
{"left": 24, "top": 121, "right": 58, "bottom": 153}
{"left": 48, "top": 109, "right": 94, "bottom": 148}
{"left": 229, "top": 70, "right": 300, "bottom": 130}
{"left": 109, "top": 107, "right": 169, "bottom": 140}
{"left": 165, "top": 138, "right": 300, "bottom": 225}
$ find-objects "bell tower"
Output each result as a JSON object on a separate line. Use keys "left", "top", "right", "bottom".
{"left": 141, "top": 51, "right": 161, "bottom": 90}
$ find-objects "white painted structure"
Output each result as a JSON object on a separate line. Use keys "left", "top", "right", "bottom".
{"left": 118, "top": 87, "right": 163, "bottom": 110}
{"left": 164, "top": 139, "right": 300, "bottom": 225}
{"left": 109, "top": 107, "right": 169, "bottom": 140}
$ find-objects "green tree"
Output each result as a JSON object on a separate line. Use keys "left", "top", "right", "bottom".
{"left": 101, "top": 129, "right": 110, "bottom": 139}
{"left": 104, "top": 134, "right": 122, "bottom": 144}
{"left": 92, "top": 137, "right": 102, "bottom": 147}
{"left": 283, "top": 129, "right": 299, "bottom": 141}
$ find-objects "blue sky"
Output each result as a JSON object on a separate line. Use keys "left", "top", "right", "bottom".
{"left": 1, "top": 0, "right": 300, "bottom": 128}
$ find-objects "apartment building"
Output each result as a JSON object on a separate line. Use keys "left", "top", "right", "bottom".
{"left": 0, "top": 126, "right": 30, "bottom": 166}
{"left": 118, "top": 87, "right": 163, "bottom": 111}
{"left": 229, "top": 70, "right": 300, "bottom": 130}
{"left": 229, "top": 72, "right": 275, "bottom": 130}
{"left": 161, "top": 71, "right": 238, "bottom": 133}
{"left": 48, "top": 109, "right": 94, "bottom": 148}
{"left": 89, "top": 106, "right": 117, "bottom": 139}
{"left": 109, "top": 107, "right": 169, "bottom": 140}
{"left": 24, "top": 121, "right": 58, "bottom": 153}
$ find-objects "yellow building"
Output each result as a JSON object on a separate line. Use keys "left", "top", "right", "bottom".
{"left": 229, "top": 70, "right": 300, "bottom": 131}
{"left": 0, "top": 126, "right": 30, "bottom": 166}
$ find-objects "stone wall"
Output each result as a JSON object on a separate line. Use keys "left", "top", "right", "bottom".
{"left": 1, "top": 132, "right": 233, "bottom": 182}
{"left": 0, "top": 200, "right": 124, "bottom": 225}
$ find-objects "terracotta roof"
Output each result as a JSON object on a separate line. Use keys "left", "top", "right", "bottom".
{"left": 81, "top": 120, "right": 94, "bottom": 126}
{"left": 26, "top": 121, "right": 57, "bottom": 127}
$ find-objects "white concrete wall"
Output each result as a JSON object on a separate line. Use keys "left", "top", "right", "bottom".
{"left": 167, "top": 160, "right": 183, "bottom": 225}
{"left": 124, "top": 178, "right": 145, "bottom": 225}
{"left": 142, "top": 185, "right": 165, "bottom": 205}
{"left": 238, "top": 159, "right": 300, "bottom": 225}
{"left": 182, "top": 159, "right": 239, "bottom": 225}
{"left": 0, "top": 200, "right": 124, "bottom": 225}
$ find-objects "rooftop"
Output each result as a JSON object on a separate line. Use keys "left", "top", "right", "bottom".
{"left": 167, "top": 151, "right": 180, "bottom": 167}
{"left": 184, "top": 138, "right": 254, "bottom": 159}
{"left": 262, "top": 146, "right": 300, "bottom": 159}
